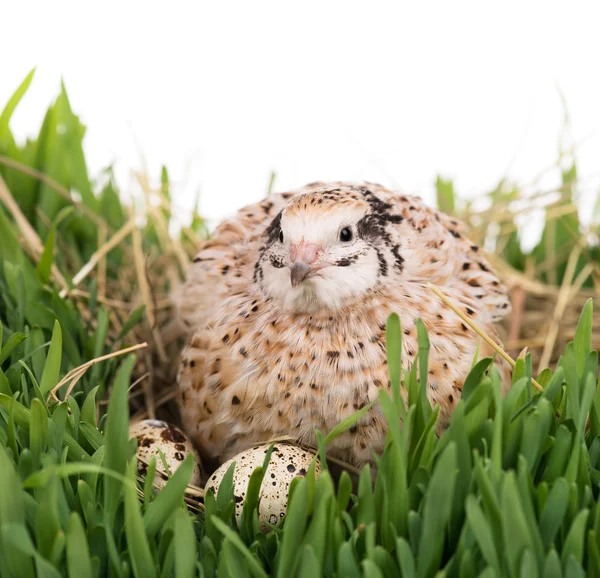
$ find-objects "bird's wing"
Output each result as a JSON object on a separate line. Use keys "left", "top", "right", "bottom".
{"left": 175, "top": 192, "right": 293, "bottom": 333}
{"left": 368, "top": 184, "right": 511, "bottom": 322}
{"left": 431, "top": 204, "right": 511, "bottom": 322}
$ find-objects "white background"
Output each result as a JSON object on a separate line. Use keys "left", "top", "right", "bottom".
{"left": 2, "top": 1, "right": 599, "bottom": 236}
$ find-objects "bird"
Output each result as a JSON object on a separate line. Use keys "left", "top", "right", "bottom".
{"left": 175, "top": 181, "right": 511, "bottom": 469}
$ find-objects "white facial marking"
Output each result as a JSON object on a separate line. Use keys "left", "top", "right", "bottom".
{"left": 261, "top": 203, "right": 383, "bottom": 313}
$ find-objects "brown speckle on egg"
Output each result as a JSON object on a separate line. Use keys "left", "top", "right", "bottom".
{"left": 129, "top": 419, "right": 202, "bottom": 489}
{"left": 204, "top": 442, "right": 320, "bottom": 531}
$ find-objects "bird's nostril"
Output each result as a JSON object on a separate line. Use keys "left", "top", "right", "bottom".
{"left": 303, "top": 244, "right": 318, "bottom": 264}
{"left": 290, "top": 243, "right": 319, "bottom": 264}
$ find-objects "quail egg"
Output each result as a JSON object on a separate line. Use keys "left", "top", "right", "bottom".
{"left": 129, "top": 419, "right": 202, "bottom": 488}
{"left": 205, "top": 442, "right": 320, "bottom": 530}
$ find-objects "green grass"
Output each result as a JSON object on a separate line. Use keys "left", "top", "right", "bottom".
{"left": 1, "top": 69, "right": 600, "bottom": 577}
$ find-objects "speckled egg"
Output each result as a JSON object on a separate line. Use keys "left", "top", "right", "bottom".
{"left": 129, "top": 419, "right": 202, "bottom": 488}
{"left": 205, "top": 443, "right": 320, "bottom": 530}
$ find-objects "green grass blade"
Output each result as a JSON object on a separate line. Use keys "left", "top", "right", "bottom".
{"left": 0, "top": 394, "right": 89, "bottom": 460}
{"left": 386, "top": 312, "right": 405, "bottom": 417}
{"left": 539, "top": 478, "right": 569, "bottom": 549}
{"left": 173, "top": 509, "right": 196, "bottom": 578}
{"left": 276, "top": 479, "right": 309, "bottom": 577}
{"left": 103, "top": 354, "right": 136, "bottom": 520}
{"left": 78, "top": 421, "right": 104, "bottom": 451}
{"left": 296, "top": 545, "right": 322, "bottom": 578}
{"left": 144, "top": 454, "right": 195, "bottom": 539}
{"left": 418, "top": 443, "right": 457, "bottom": 578}
{"left": 466, "top": 496, "right": 500, "bottom": 571}
{"left": 395, "top": 538, "right": 415, "bottom": 578}
{"left": 39, "top": 319, "right": 62, "bottom": 396}
{"left": 66, "top": 512, "right": 93, "bottom": 578}
{"left": 0, "top": 68, "right": 36, "bottom": 128}
{"left": 220, "top": 538, "right": 251, "bottom": 578}
{"left": 36, "top": 207, "right": 73, "bottom": 284}
{"left": 502, "top": 472, "right": 536, "bottom": 577}
{"left": 561, "top": 509, "right": 589, "bottom": 566}
{"left": 29, "top": 398, "right": 48, "bottom": 470}
{"left": 462, "top": 358, "right": 493, "bottom": 401}
{"left": 362, "top": 559, "right": 384, "bottom": 578}
{"left": 337, "top": 542, "right": 361, "bottom": 577}
{"left": 573, "top": 299, "right": 592, "bottom": 377}
{"left": 541, "top": 548, "right": 562, "bottom": 578}
{"left": 117, "top": 305, "right": 146, "bottom": 341}
{"left": 416, "top": 319, "right": 432, "bottom": 424}
{"left": 211, "top": 517, "right": 268, "bottom": 578}
{"left": 436, "top": 175, "right": 456, "bottom": 215}
{"left": 0, "top": 523, "right": 36, "bottom": 578}
{"left": 0, "top": 445, "right": 36, "bottom": 576}
{"left": 80, "top": 385, "right": 100, "bottom": 426}
{"left": 324, "top": 400, "right": 376, "bottom": 445}
{"left": 124, "top": 461, "right": 157, "bottom": 578}
{"left": 0, "top": 332, "right": 27, "bottom": 365}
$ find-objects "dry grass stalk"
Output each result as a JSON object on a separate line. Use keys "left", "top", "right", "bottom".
{"left": 0, "top": 154, "right": 107, "bottom": 228}
{"left": 537, "top": 245, "right": 582, "bottom": 370}
{"left": 135, "top": 172, "right": 191, "bottom": 272}
{"left": 470, "top": 199, "right": 579, "bottom": 240}
{"left": 129, "top": 372, "right": 151, "bottom": 394}
{"left": 491, "top": 249, "right": 599, "bottom": 369}
{"left": 508, "top": 286, "right": 527, "bottom": 350}
{"left": 60, "top": 216, "right": 138, "bottom": 298}
{"left": 69, "top": 289, "right": 132, "bottom": 310}
{"left": 0, "top": 174, "right": 70, "bottom": 292}
{"left": 464, "top": 178, "right": 599, "bottom": 372}
{"left": 428, "top": 284, "right": 544, "bottom": 392}
{"left": 97, "top": 225, "right": 108, "bottom": 300}
{"left": 538, "top": 257, "right": 594, "bottom": 371}
{"left": 1, "top": 159, "right": 194, "bottom": 425}
{"left": 130, "top": 211, "right": 168, "bottom": 365}
{"left": 50, "top": 342, "right": 148, "bottom": 402}
{"left": 143, "top": 351, "right": 156, "bottom": 420}
{"left": 559, "top": 216, "right": 600, "bottom": 292}
{"left": 97, "top": 372, "right": 151, "bottom": 407}
{"left": 130, "top": 386, "right": 179, "bottom": 422}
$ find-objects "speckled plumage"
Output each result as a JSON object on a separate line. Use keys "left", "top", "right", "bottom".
{"left": 176, "top": 182, "right": 511, "bottom": 468}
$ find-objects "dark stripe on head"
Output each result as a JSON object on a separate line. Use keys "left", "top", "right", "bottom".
{"left": 390, "top": 245, "right": 405, "bottom": 272}
{"left": 335, "top": 254, "right": 360, "bottom": 267}
{"left": 355, "top": 188, "right": 404, "bottom": 245}
{"left": 265, "top": 210, "right": 283, "bottom": 244}
{"left": 376, "top": 249, "right": 388, "bottom": 276}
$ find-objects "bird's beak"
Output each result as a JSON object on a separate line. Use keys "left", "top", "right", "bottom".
{"left": 289, "top": 242, "right": 328, "bottom": 287}
{"left": 290, "top": 261, "right": 314, "bottom": 287}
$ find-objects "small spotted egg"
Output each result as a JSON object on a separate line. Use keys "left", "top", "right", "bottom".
{"left": 129, "top": 419, "right": 202, "bottom": 489}
{"left": 205, "top": 442, "right": 320, "bottom": 530}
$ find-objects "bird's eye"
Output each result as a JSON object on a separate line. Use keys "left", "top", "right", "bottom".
{"left": 279, "top": 230, "right": 284, "bottom": 243}
{"left": 339, "top": 227, "right": 353, "bottom": 242}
